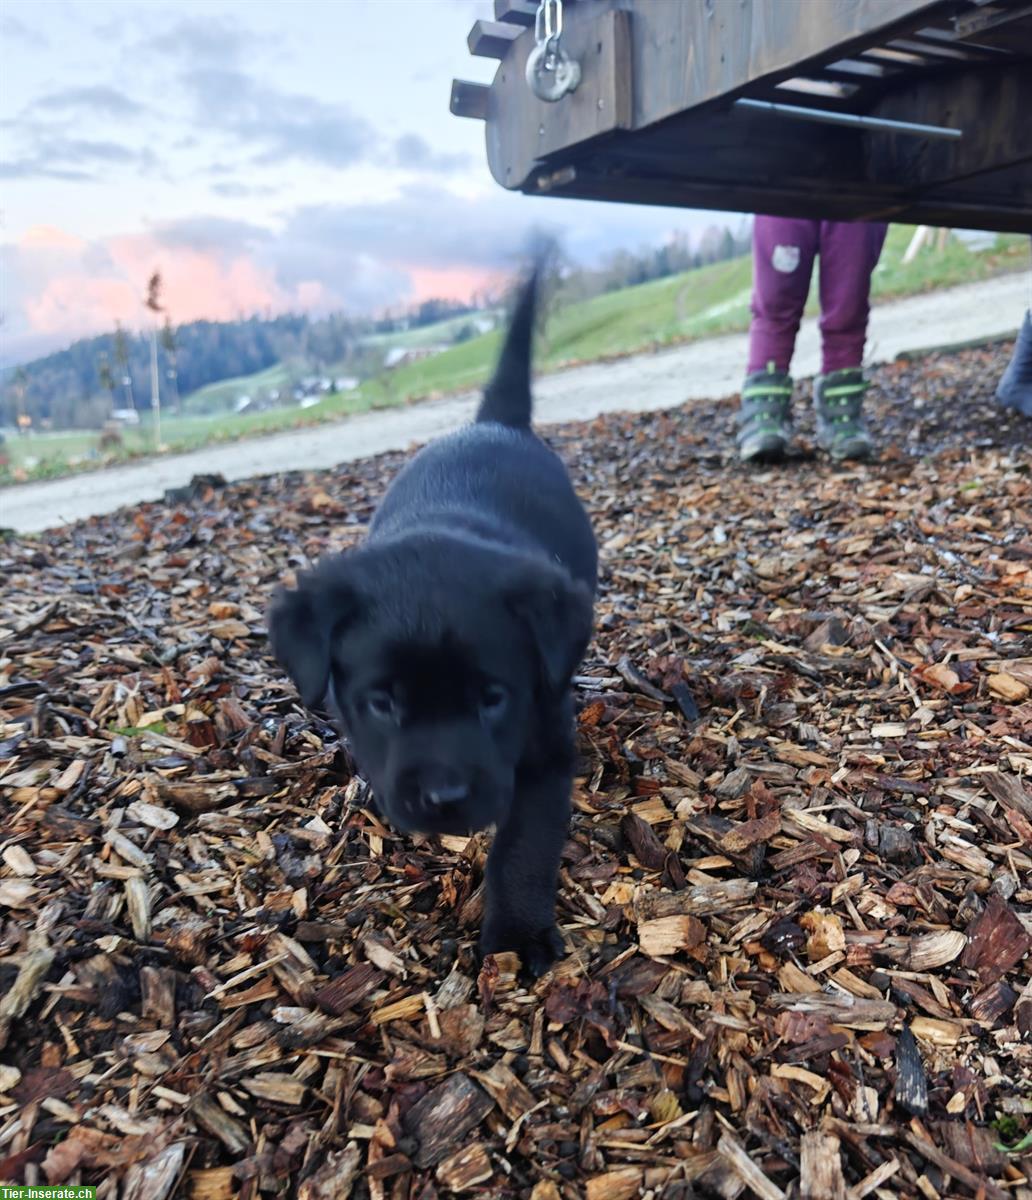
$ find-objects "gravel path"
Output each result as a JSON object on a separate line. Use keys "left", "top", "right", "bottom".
{"left": 2, "top": 271, "right": 1026, "bottom": 534}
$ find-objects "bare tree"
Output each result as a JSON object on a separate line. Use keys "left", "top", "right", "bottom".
{"left": 160, "top": 316, "right": 181, "bottom": 416}
{"left": 13, "top": 367, "right": 30, "bottom": 435}
{"left": 98, "top": 353, "right": 118, "bottom": 416}
{"left": 113, "top": 323, "right": 135, "bottom": 412}
{"left": 145, "top": 271, "right": 164, "bottom": 448}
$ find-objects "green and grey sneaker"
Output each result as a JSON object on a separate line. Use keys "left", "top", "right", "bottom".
{"left": 814, "top": 368, "right": 874, "bottom": 461}
{"left": 737, "top": 362, "right": 794, "bottom": 462}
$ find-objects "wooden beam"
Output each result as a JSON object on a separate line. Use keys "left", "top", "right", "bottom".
{"left": 493, "top": 0, "right": 537, "bottom": 27}
{"left": 506, "top": 81, "right": 1032, "bottom": 232}
{"left": 823, "top": 58, "right": 894, "bottom": 80}
{"left": 450, "top": 80, "right": 490, "bottom": 121}
{"left": 467, "top": 19, "right": 522, "bottom": 60}
{"left": 527, "top": 166, "right": 1032, "bottom": 234}
{"left": 867, "top": 65, "right": 1032, "bottom": 189}
{"left": 616, "top": 0, "right": 952, "bottom": 130}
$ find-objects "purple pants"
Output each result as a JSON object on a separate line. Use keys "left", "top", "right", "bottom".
{"left": 747, "top": 216, "right": 888, "bottom": 375}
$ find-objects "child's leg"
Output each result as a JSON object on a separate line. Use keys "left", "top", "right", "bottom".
{"left": 747, "top": 216, "right": 820, "bottom": 374}
{"left": 817, "top": 221, "right": 889, "bottom": 373}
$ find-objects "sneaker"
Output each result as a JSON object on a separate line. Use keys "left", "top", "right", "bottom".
{"left": 814, "top": 368, "right": 874, "bottom": 461}
{"left": 737, "top": 362, "right": 794, "bottom": 461}
{"left": 996, "top": 310, "right": 1032, "bottom": 416}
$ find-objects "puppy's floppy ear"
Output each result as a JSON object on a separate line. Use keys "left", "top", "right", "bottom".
{"left": 504, "top": 561, "right": 594, "bottom": 693}
{"left": 267, "top": 564, "right": 357, "bottom": 708}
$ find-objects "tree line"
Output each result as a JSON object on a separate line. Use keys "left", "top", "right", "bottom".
{"left": 1, "top": 299, "right": 476, "bottom": 431}
{"left": 2, "top": 224, "right": 749, "bottom": 431}
{"left": 556, "top": 221, "right": 752, "bottom": 304}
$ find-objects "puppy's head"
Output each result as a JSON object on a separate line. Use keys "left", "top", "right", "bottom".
{"left": 268, "top": 541, "right": 592, "bottom": 835}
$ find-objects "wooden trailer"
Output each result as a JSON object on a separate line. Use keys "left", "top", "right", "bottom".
{"left": 451, "top": 0, "right": 1032, "bottom": 232}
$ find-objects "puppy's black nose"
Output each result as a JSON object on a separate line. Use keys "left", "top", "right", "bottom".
{"left": 422, "top": 782, "right": 469, "bottom": 807}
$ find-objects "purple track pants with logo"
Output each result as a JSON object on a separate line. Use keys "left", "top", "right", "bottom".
{"left": 747, "top": 216, "right": 888, "bottom": 375}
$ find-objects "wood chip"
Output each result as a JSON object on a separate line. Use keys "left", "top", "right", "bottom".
{"left": 638, "top": 914, "right": 706, "bottom": 957}
{"left": 585, "top": 1167, "right": 644, "bottom": 1200}
{"left": 800, "top": 1130, "right": 846, "bottom": 1200}
{"left": 0, "top": 947, "right": 55, "bottom": 1050}
{"left": 435, "top": 1143, "right": 493, "bottom": 1191}
{"left": 718, "top": 1132, "right": 787, "bottom": 1200}
{"left": 402, "top": 1073, "right": 494, "bottom": 1168}
{"left": 2, "top": 340, "right": 1030, "bottom": 1197}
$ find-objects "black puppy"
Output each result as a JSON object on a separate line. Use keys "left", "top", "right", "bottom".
{"left": 268, "top": 263, "right": 597, "bottom": 975}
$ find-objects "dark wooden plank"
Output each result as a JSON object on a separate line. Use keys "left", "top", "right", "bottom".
{"left": 889, "top": 34, "right": 989, "bottom": 59}
{"left": 468, "top": 18, "right": 522, "bottom": 60}
{"left": 886, "top": 35, "right": 977, "bottom": 60}
{"left": 916, "top": 22, "right": 1017, "bottom": 56}
{"left": 867, "top": 65, "right": 1032, "bottom": 189}
{"left": 622, "top": 0, "right": 951, "bottom": 129}
{"left": 524, "top": 162, "right": 1032, "bottom": 234}
{"left": 770, "top": 77, "right": 859, "bottom": 101}
{"left": 450, "top": 79, "right": 490, "bottom": 121}
{"left": 494, "top": 0, "right": 537, "bottom": 26}
{"left": 822, "top": 57, "right": 895, "bottom": 80}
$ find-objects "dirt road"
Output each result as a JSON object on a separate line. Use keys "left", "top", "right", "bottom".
{"left": 3, "top": 271, "right": 1026, "bottom": 534}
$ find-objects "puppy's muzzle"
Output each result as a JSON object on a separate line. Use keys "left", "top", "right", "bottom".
{"left": 401, "top": 766, "right": 471, "bottom": 815}
{"left": 424, "top": 781, "right": 470, "bottom": 807}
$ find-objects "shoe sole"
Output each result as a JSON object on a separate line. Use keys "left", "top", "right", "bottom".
{"left": 739, "top": 433, "right": 790, "bottom": 463}
{"left": 822, "top": 439, "right": 874, "bottom": 462}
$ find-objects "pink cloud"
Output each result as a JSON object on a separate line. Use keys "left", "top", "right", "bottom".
{"left": 20, "top": 225, "right": 88, "bottom": 252}
{"left": 4, "top": 219, "right": 510, "bottom": 363}
{"left": 7, "top": 225, "right": 291, "bottom": 355}
{"left": 106, "top": 233, "right": 285, "bottom": 321}
{"left": 405, "top": 264, "right": 502, "bottom": 305}
{"left": 26, "top": 276, "right": 140, "bottom": 336}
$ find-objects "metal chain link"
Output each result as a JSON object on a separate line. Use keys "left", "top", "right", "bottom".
{"left": 526, "top": 0, "right": 581, "bottom": 102}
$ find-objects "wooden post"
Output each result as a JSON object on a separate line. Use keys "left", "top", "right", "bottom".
{"left": 150, "top": 324, "right": 162, "bottom": 450}
{"left": 902, "top": 226, "right": 930, "bottom": 265}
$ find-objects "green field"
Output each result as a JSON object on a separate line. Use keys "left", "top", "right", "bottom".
{"left": 362, "top": 310, "right": 501, "bottom": 350}
{"left": 3, "top": 227, "right": 1025, "bottom": 485}
{"left": 184, "top": 362, "right": 297, "bottom": 415}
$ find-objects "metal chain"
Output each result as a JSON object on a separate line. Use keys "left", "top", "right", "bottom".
{"left": 534, "top": 0, "right": 563, "bottom": 71}
{"left": 527, "top": 0, "right": 581, "bottom": 102}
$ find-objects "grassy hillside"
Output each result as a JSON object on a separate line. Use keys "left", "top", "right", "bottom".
{"left": 332, "top": 225, "right": 1027, "bottom": 408}
{"left": 3, "top": 227, "right": 1026, "bottom": 484}
{"left": 184, "top": 362, "right": 297, "bottom": 415}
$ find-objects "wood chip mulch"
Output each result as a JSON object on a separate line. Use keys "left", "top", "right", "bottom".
{"left": 1, "top": 339, "right": 1031, "bottom": 1200}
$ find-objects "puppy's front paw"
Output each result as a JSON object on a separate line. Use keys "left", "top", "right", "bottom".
{"left": 480, "top": 922, "right": 565, "bottom": 978}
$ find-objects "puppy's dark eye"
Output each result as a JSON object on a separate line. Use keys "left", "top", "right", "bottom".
{"left": 366, "top": 690, "right": 397, "bottom": 722}
{"left": 479, "top": 683, "right": 509, "bottom": 721}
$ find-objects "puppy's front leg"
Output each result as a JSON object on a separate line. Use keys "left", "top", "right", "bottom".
{"left": 481, "top": 766, "right": 571, "bottom": 977}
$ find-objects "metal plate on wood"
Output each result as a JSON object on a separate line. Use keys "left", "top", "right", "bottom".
{"left": 486, "top": 7, "right": 632, "bottom": 189}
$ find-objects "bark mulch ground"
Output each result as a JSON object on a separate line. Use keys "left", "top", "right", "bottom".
{"left": 1, "top": 339, "right": 1030, "bottom": 1200}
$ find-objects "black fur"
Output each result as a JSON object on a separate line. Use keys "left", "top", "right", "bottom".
{"left": 268, "top": 263, "right": 597, "bottom": 976}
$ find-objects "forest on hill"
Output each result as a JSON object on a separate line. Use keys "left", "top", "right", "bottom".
{"left": 2, "top": 223, "right": 750, "bottom": 430}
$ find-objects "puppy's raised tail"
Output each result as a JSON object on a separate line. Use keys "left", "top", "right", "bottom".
{"left": 476, "top": 265, "right": 539, "bottom": 430}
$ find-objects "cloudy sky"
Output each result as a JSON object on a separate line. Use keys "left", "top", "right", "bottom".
{"left": 1, "top": 0, "right": 731, "bottom": 364}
